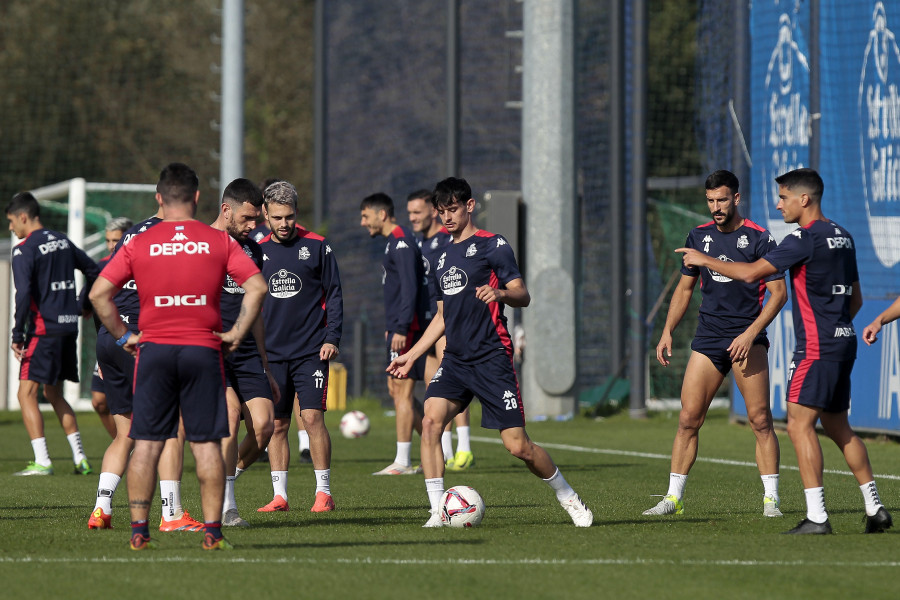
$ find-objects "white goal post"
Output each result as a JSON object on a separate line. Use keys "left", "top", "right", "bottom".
{"left": 4, "top": 178, "right": 156, "bottom": 410}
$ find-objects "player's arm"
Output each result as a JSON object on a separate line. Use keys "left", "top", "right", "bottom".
{"left": 863, "top": 291, "right": 900, "bottom": 345}
{"left": 250, "top": 314, "right": 281, "bottom": 404}
{"left": 727, "top": 277, "right": 787, "bottom": 362}
{"left": 10, "top": 246, "right": 34, "bottom": 357}
{"left": 656, "top": 274, "right": 697, "bottom": 366}
{"left": 387, "top": 301, "right": 446, "bottom": 378}
{"left": 677, "top": 248, "right": 778, "bottom": 283}
{"left": 320, "top": 244, "right": 343, "bottom": 360}
{"left": 391, "top": 244, "right": 419, "bottom": 349}
{"left": 89, "top": 275, "right": 140, "bottom": 355}
{"left": 849, "top": 280, "right": 863, "bottom": 321}
{"left": 474, "top": 277, "right": 530, "bottom": 307}
{"left": 217, "top": 273, "right": 266, "bottom": 354}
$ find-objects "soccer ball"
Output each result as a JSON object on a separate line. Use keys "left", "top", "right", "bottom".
{"left": 339, "top": 410, "right": 370, "bottom": 439}
{"left": 439, "top": 485, "right": 485, "bottom": 528}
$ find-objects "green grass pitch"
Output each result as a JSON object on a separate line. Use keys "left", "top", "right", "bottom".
{"left": 0, "top": 400, "right": 897, "bottom": 599}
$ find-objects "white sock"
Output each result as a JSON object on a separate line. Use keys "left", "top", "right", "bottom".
{"left": 860, "top": 481, "right": 884, "bottom": 517}
{"left": 666, "top": 473, "right": 688, "bottom": 500}
{"left": 456, "top": 426, "right": 471, "bottom": 454}
{"left": 95, "top": 472, "right": 121, "bottom": 513}
{"left": 315, "top": 469, "right": 331, "bottom": 495}
{"left": 542, "top": 468, "right": 577, "bottom": 503}
{"left": 160, "top": 480, "right": 183, "bottom": 520}
{"left": 395, "top": 441, "right": 412, "bottom": 467}
{"left": 272, "top": 471, "right": 288, "bottom": 500}
{"left": 235, "top": 467, "right": 246, "bottom": 479}
{"left": 223, "top": 476, "right": 237, "bottom": 513}
{"left": 761, "top": 474, "right": 779, "bottom": 501}
{"left": 67, "top": 432, "right": 87, "bottom": 464}
{"left": 298, "top": 430, "right": 310, "bottom": 452}
{"left": 441, "top": 431, "right": 453, "bottom": 461}
{"left": 804, "top": 487, "right": 828, "bottom": 523}
{"left": 425, "top": 478, "right": 445, "bottom": 512}
{"left": 31, "top": 437, "right": 52, "bottom": 467}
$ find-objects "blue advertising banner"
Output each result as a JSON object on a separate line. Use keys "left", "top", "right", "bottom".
{"left": 751, "top": 2, "right": 811, "bottom": 244}
{"left": 738, "top": 1, "right": 900, "bottom": 434}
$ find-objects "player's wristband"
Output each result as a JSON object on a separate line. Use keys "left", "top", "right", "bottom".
{"left": 115, "top": 332, "right": 131, "bottom": 347}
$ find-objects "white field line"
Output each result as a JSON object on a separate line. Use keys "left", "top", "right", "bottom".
{"left": 470, "top": 436, "right": 900, "bottom": 481}
{"left": 2, "top": 556, "right": 900, "bottom": 567}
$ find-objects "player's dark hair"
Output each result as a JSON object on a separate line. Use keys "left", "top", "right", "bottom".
{"left": 156, "top": 162, "right": 199, "bottom": 205}
{"left": 775, "top": 168, "right": 824, "bottom": 202}
{"left": 105, "top": 217, "right": 133, "bottom": 232}
{"left": 6, "top": 192, "right": 40, "bottom": 219}
{"left": 258, "top": 177, "right": 283, "bottom": 194}
{"left": 705, "top": 170, "right": 739, "bottom": 195}
{"left": 263, "top": 180, "right": 298, "bottom": 209}
{"left": 223, "top": 178, "right": 264, "bottom": 209}
{"left": 432, "top": 177, "right": 472, "bottom": 209}
{"left": 360, "top": 193, "right": 394, "bottom": 218}
{"left": 406, "top": 189, "right": 432, "bottom": 203}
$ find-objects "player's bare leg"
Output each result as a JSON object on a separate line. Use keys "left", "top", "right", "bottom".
{"left": 819, "top": 411, "right": 891, "bottom": 532}
{"left": 733, "top": 344, "right": 781, "bottom": 515}
{"left": 500, "top": 426, "right": 593, "bottom": 527}
{"left": 190, "top": 440, "right": 225, "bottom": 525}
{"left": 42, "top": 383, "right": 80, "bottom": 436}
{"left": 644, "top": 351, "right": 721, "bottom": 516}
{"left": 221, "top": 388, "right": 248, "bottom": 526}
{"left": 91, "top": 390, "right": 117, "bottom": 439}
{"left": 420, "top": 396, "right": 461, "bottom": 527}
{"left": 128, "top": 439, "right": 164, "bottom": 524}
{"left": 783, "top": 402, "right": 833, "bottom": 533}
{"left": 300, "top": 408, "right": 334, "bottom": 511}
{"left": 157, "top": 424, "right": 202, "bottom": 530}
{"left": 255, "top": 415, "right": 291, "bottom": 512}
{"left": 237, "top": 396, "right": 275, "bottom": 468}
{"left": 89, "top": 412, "right": 135, "bottom": 528}
{"left": 375, "top": 376, "right": 423, "bottom": 474}
{"left": 17, "top": 380, "right": 47, "bottom": 441}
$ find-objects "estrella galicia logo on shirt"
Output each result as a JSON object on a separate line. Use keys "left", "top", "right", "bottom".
{"left": 708, "top": 255, "right": 734, "bottom": 283}
{"left": 223, "top": 274, "right": 245, "bottom": 295}
{"left": 440, "top": 266, "right": 468, "bottom": 295}
{"left": 268, "top": 269, "right": 302, "bottom": 298}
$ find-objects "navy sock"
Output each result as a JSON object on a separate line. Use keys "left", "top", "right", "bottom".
{"left": 131, "top": 520, "right": 150, "bottom": 538}
{"left": 204, "top": 522, "right": 222, "bottom": 539}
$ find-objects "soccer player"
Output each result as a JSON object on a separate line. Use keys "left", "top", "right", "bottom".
{"left": 255, "top": 181, "right": 343, "bottom": 513}
{"left": 678, "top": 167, "right": 892, "bottom": 535}
{"left": 361, "top": 192, "right": 429, "bottom": 475}
{"left": 90, "top": 162, "right": 266, "bottom": 550}
{"left": 89, "top": 217, "right": 133, "bottom": 439}
{"left": 88, "top": 212, "right": 203, "bottom": 533}
{"left": 7, "top": 192, "right": 99, "bottom": 476}
{"left": 862, "top": 295, "right": 900, "bottom": 347}
{"left": 643, "top": 170, "right": 786, "bottom": 518}
{"left": 387, "top": 177, "right": 593, "bottom": 528}
{"left": 211, "top": 178, "right": 278, "bottom": 527}
{"left": 406, "top": 189, "right": 474, "bottom": 471}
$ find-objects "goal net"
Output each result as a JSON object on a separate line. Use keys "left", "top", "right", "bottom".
{"left": 5, "top": 179, "right": 156, "bottom": 410}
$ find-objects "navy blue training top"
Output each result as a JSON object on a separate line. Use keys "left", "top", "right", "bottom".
{"left": 260, "top": 227, "right": 343, "bottom": 361}
{"left": 11, "top": 228, "right": 99, "bottom": 342}
{"left": 382, "top": 224, "right": 428, "bottom": 336}
{"left": 763, "top": 219, "right": 859, "bottom": 361}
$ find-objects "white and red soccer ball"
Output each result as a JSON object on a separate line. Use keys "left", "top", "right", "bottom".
{"left": 339, "top": 410, "right": 370, "bottom": 438}
{"left": 439, "top": 485, "right": 485, "bottom": 528}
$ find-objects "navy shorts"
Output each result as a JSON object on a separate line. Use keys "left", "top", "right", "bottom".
{"left": 225, "top": 353, "right": 273, "bottom": 404}
{"left": 691, "top": 333, "right": 769, "bottom": 375}
{"left": 268, "top": 355, "right": 329, "bottom": 419}
{"left": 425, "top": 353, "right": 525, "bottom": 430}
{"left": 96, "top": 329, "right": 137, "bottom": 415}
{"left": 131, "top": 342, "right": 228, "bottom": 442}
{"left": 386, "top": 330, "right": 427, "bottom": 381}
{"left": 786, "top": 358, "right": 854, "bottom": 413}
{"left": 19, "top": 334, "right": 79, "bottom": 385}
{"left": 90, "top": 362, "right": 104, "bottom": 394}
